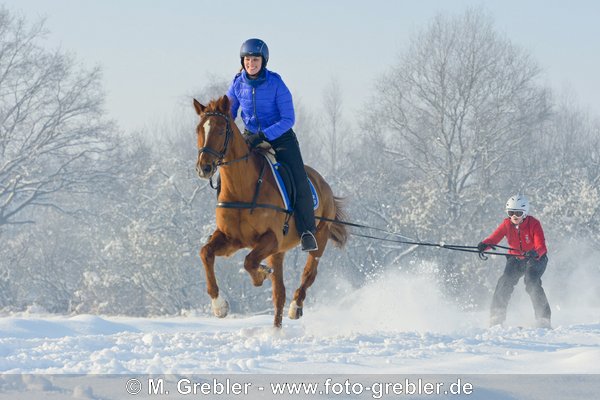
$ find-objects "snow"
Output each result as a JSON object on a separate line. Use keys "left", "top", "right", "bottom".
{"left": 0, "top": 306, "right": 598, "bottom": 375}
{"left": 0, "top": 272, "right": 598, "bottom": 398}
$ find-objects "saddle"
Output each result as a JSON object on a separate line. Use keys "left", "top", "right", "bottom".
{"left": 214, "top": 144, "right": 318, "bottom": 213}
{"left": 259, "top": 148, "right": 319, "bottom": 213}
{"left": 213, "top": 142, "right": 319, "bottom": 236}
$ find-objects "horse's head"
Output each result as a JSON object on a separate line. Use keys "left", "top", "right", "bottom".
{"left": 193, "top": 96, "right": 233, "bottom": 179}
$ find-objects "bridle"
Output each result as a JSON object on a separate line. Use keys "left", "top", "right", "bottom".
{"left": 197, "top": 111, "right": 249, "bottom": 168}
{"left": 197, "top": 109, "right": 291, "bottom": 227}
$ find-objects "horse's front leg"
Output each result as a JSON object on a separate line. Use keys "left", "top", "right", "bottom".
{"left": 244, "top": 230, "right": 278, "bottom": 287}
{"left": 200, "top": 229, "right": 242, "bottom": 318}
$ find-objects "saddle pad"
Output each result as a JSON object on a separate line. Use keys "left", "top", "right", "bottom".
{"left": 262, "top": 154, "right": 319, "bottom": 212}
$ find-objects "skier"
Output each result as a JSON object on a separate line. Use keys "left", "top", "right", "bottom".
{"left": 226, "top": 38, "right": 318, "bottom": 252}
{"left": 477, "top": 194, "right": 552, "bottom": 328}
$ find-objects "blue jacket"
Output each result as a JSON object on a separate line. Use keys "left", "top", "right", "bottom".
{"left": 226, "top": 69, "right": 295, "bottom": 141}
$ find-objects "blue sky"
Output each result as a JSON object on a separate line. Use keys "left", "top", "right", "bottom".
{"left": 5, "top": 0, "right": 600, "bottom": 132}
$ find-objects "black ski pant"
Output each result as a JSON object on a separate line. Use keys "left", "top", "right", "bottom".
{"left": 268, "top": 129, "right": 315, "bottom": 235}
{"left": 490, "top": 254, "right": 551, "bottom": 323}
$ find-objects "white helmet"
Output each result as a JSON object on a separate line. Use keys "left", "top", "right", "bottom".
{"left": 505, "top": 194, "right": 529, "bottom": 217}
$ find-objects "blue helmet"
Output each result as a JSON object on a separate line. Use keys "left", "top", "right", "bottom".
{"left": 240, "top": 38, "right": 269, "bottom": 67}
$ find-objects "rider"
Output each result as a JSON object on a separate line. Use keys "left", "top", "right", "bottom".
{"left": 226, "top": 38, "right": 318, "bottom": 252}
{"left": 477, "top": 194, "right": 552, "bottom": 328}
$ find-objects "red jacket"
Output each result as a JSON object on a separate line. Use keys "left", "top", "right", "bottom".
{"left": 483, "top": 216, "right": 547, "bottom": 259}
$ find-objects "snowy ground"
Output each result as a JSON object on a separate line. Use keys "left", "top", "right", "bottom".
{"left": 1, "top": 312, "right": 599, "bottom": 375}
{"left": 0, "top": 272, "right": 599, "bottom": 398}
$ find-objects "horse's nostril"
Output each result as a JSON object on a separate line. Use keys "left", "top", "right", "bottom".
{"left": 202, "top": 165, "right": 213, "bottom": 174}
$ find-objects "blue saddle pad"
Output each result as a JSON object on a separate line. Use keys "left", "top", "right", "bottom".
{"left": 262, "top": 154, "right": 319, "bottom": 212}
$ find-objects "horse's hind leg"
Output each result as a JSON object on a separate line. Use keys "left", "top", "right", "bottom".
{"left": 266, "top": 253, "right": 286, "bottom": 328}
{"left": 289, "top": 227, "right": 329, "bottom": 320}
{"left": 200, "top": 229, "right": 242, "bottom": 318}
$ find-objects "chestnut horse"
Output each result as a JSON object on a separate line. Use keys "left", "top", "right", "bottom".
{"left": 193, "top": 95, "right": 348, "bottom": 327}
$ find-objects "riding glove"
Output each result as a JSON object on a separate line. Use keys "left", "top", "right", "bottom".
{"left": 245, "top": 131, "right": 266, "bottom": 148}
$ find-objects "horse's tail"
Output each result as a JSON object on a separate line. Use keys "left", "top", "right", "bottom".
{"left": 329, "top": 196, "right": 348, "bottom": 248}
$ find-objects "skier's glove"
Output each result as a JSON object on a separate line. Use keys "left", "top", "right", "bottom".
{"left": 524, "top": 250, "right": 539, "bottom": 259}
{"left": 477, "top": 242, "right": 495, "bottom": 252}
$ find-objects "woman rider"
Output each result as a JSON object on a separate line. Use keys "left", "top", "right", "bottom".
{"left": 226, "top": 38, "right": 318, "bottom": 252}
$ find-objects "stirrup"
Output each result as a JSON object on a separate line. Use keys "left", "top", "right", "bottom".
{"left": 301, "top": 231, "right": 318, "bottom": 252}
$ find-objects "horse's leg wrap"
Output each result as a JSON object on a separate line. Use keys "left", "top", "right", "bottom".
{"left": 288, "top": 300, "right": 303, "bottom": 320}
{"left": 211, "top": 295, "right": 229, "bottom": 318}
{"left": 201, "top": 229, "right": 241, "bottom": 318}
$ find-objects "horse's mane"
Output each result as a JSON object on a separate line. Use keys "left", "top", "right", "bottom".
{"left": 204, "top": 96, "right": 229, "bottom": 115}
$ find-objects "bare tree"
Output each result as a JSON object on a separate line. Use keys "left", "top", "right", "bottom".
{"left": 533, "top": 98, "right": 600, "bottom": 245}
{"left": 0, "top": 8, "right": 113, "bottom": 231}
{"left": 321, "top": 77, "right": 348, "bottom": 177}
{"left": 368, "top": 8, "right": 550, "bottom": 229}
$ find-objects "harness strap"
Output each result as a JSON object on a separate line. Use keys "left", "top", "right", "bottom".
{"left": 250, "top": 161, "right": 267, "bottom": 214}
{"left": 216, "top": 201, "right": 291, "bottom": 214}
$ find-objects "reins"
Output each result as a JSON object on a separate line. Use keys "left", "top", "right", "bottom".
{"left": 199, "top": 111, "right": 293, "bottom": 231}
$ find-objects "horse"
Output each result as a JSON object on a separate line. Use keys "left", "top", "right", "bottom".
{"left": 193, "top": 95, "right": 348, "bottom": 327}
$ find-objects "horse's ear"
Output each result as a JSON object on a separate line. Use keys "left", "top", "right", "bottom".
{"left": 218, "top": 95, "right": 230, "bottom": 114}
{"left": 193, "top": 98, "right": 206, "bottom": 115}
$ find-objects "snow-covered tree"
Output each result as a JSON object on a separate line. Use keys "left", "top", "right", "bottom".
{"left": 0, "top": 8, "right": 115, "bottom": 232}
{"left": 368, "top": 8, "right": 549, "bottom": 230}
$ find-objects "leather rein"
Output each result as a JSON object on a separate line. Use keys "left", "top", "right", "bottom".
{"left": 198, "top": 111, "right": 292, "bottom": 222}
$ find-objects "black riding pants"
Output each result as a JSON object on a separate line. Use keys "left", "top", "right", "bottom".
{"left": 268, "top": 129, "right": 315, "bottom": 235}
{"left": 490, "top": 254, "right": 551, "bottom": 323}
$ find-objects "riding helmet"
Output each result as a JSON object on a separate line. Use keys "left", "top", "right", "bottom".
{"left": 240, "top": 38, "right": 269, "bottom": 67}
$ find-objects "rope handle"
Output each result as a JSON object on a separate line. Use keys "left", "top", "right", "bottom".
{"left": 316, "top": 216, "right": 527, "bottom": 260}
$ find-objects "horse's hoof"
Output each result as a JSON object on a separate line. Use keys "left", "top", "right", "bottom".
{"left": 211, "top": 296, "right": 229, "bottom": 318}
{"left": 259, "top": 264, "right": 273, "bottom": 277}
{"left": 288, "top": 300, "right": 303, "bottom": 320}
{"left": 252, "top": 264, "right": 272, "bottom": 286}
